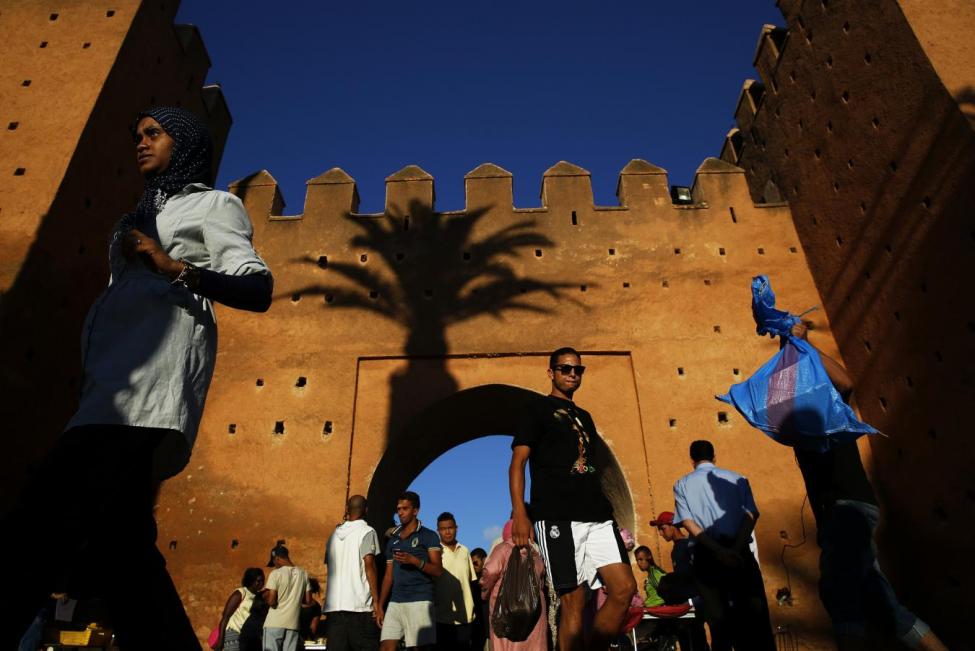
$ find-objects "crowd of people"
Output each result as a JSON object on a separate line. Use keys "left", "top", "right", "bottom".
{"left": 0, "top": 105, "right": 950, "bottom": 651}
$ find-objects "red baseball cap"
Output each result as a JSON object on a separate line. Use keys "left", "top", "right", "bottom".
{"left": 649, "top": 511, "right": 675, "bottom": 526}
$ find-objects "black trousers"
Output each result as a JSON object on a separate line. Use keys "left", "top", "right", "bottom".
{"left": 326, "top": 611, "right": 380, "bottom": 651}
{"left": 0, "top": 425, "right": 201, "bottom": 650}
{"left": 693, "top": 543, "right": 775, "bottom": 651}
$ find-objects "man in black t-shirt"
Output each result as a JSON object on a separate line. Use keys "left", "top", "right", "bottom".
{"left": 790, "top": 323, "right": 947, "bottom": 651}
{"left": 509, "top": 347, "right": 636, "bottom": 651}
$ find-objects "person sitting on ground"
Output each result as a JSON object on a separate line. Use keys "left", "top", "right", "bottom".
{"left": 213, "top": 568, "right": 265, "bottom": 651}
{"left": 633, "top": 547, "right": 665, "bottom": 608}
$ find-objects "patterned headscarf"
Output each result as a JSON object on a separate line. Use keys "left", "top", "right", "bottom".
{"left": 130, "top": 106, "right": 213, "bottom": 225}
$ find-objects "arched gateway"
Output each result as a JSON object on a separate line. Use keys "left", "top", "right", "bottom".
{"left": 364, "top": 383, "right": 636, "bottom": 537}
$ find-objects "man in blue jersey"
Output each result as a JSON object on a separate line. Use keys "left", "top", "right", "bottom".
{"left": 379, "top": 491, "right": 443, "bottom": 650}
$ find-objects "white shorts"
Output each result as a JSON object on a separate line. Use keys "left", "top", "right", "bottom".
{"left": 534, "top": 520, "right": 628, "bottom": 592}
{"left": 380, "top": 600, "right": 436, "bottom": 647}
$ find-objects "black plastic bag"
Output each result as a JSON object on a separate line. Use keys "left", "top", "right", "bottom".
{"left": 491, "top": 545, "right": 541, "bottom": 641}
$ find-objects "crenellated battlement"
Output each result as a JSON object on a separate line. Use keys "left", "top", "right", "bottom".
{"left": 229, "top": 156, "right": 760, "bottom": 224}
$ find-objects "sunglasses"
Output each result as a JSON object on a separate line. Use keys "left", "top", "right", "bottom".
{"left": 552, "top": 364, "right": 586, "bottom": 376}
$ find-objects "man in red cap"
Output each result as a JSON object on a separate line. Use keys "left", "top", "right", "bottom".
{"left": 650, "top": 511, "right": 691, "bottom": 576}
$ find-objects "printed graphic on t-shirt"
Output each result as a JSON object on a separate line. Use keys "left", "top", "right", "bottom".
{"left": 554, "top": 408, "right": 595, "bottom": 475}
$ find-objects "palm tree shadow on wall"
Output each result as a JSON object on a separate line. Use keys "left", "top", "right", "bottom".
{"left": 289, "top": 198, "right": 584, "bottom": 501}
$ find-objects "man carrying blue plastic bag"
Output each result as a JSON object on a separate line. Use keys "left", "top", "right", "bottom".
{"left": 719, "top": 276, "right": 947, "bottom": 651}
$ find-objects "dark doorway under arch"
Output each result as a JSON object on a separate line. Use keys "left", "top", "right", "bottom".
{"left": 365, "top": 384, "right": 636, "bottom": 535}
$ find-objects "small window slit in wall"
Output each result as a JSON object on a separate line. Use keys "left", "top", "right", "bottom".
{"left": 360, "top": 253, "right": 368, "bottom": 263}
{"left": 608, "top": 248, "right": 616, "bottom": 256}
{"left": 169, "top": 540, "right": 177, "bottom": 551}
{"left": 290, "top": 293, "right": 300, "bottom": 303}
{"left": 228, "top": 424, "right": 236, "bottom": 434}
{"left": 231, "top": 539, "right": 239, "bottom": 549}
{"left": 622, "top": 282, "right": 630, "bottom": 288}
{"left": 295, "top": 376, "right": 306, "bottom": 388}
{"left": 729, "top": 207, "right": 737, "bottom": 223}
{"left": 369, "top": 291, "right": 379, "bottom": 300}
{"left": 323, "top": 421, "right": 333, "bottom": 436}
{"left": 704, "top": 279, "right": 711, "bottom": 286}
{"left": 717, "top": 411, "right": 729, "bottom": 424}
{"left": 571, "top": 211, "right": 578, "bottom": 226}
{"left": 878, "top": 397, "right": 888, "bottom": 411}
{"left": 757, "top": 247, "right": 765, "bottom": 255}
{"left": 579, "top": 285, "right": 588, "bottom": 292}
{"left": 668, "top": 418, "right": 677, "bottom": 429}
{"left": 256, "top": 378, "right": 264, "bottom": 387}
{"left": 733, "top": 368, "right": 740, "bottom": 376}
{"left": 677, "top": 367, "right": 685, "bottom": 376}
{"left": 317, "top": 255, "right": 328, "bottom": 268}
{"left": 719, "top": 247, "right": 726, "bottom": 256}
{"left": 661, "top": 280, "right": 669, "bottom": 288}
{"left": 534, "top": 249, "right": 542, "bottom": 258}
{"left": 713, "top": 325, "right": 722, "bottom": 333}
{"left": 325, "top": 294, "right": 334, "bottom": 304}
{"left": 789, "top": 246, "right": 798, "bottom": 253}
{"left": 674, "top": 248, "right": 681, "bottom": 255}
{"left": 273, "top": 421, "right": 285, "bottom": 435}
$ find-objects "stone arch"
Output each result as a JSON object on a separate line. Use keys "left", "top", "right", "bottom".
{"left": 364, "top": 383, "right": 636, "bottom": 535}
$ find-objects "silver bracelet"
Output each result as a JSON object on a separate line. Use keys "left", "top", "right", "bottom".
{"left": 171, "top": 259, "right": 201, "bottom": 289}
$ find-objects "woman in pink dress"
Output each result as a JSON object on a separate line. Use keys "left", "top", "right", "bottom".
{"left": 480, "top": 520, "right": 549, "bottom": 651}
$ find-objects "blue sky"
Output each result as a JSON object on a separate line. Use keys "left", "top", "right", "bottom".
{"left": 175, "top": 1, "right": 783, "bottom": 213}
{"left": 173, "top": 1, "right": 785, "bottom": 544}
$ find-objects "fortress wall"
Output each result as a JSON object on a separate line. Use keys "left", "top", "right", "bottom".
{"left": 160, "top": 160, "right": 839, "bottom": 647}
{"left": 723, "top": 0, "right": 975, "bottom": 641}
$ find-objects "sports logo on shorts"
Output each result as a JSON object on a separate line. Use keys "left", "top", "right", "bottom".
{"left": 411, "top": 537, "right": 419, "bottom": 547}
{"left": 549, "top": 525, "right": 561, "bottom": 539}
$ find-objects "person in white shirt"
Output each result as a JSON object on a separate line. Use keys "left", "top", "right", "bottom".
{"left": 263, "top": 545, "right": 312, "bottom": 651}
{"left": 324, "top": 495, "right": 383, "bottom": 651}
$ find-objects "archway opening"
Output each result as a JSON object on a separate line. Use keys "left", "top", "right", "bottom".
{"left": 364, "top": 384, "right": 635, "bottom": 538}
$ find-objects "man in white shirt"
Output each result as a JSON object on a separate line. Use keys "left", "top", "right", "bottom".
{"left": 263, "top": 544, "right": 312, "bottom": 651}
{"left": 324, "top": 495, "right": 383, "bottom": 651}
{"left": 434, "top": 512, "right": 478, "bottom": 650}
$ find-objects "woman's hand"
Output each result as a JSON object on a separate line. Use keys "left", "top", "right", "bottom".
{"left": 122, "top": 228, "right": 183, "bottom": 279}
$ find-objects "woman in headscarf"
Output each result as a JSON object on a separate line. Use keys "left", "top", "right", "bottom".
{"left": 1, "top": 107, "right": 273, "bottom": 650}
{"left": 480, "top": 520, "right": 548, "bottom": 651}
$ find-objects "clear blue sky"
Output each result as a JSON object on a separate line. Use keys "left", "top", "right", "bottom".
{"left": 173, "top": 1, "right": 784, "bottom": 543}
{"left": 175, "top": 1, "right": 782, "bottom": 213}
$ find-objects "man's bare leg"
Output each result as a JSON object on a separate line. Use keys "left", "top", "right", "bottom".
{"left": 557, "top": 585, "right": 587, "bottom": 651}
{"left": 590, "top": 562, "right": 637, "bottom": 651}
{"left": 380, "top": 640, "right": 399, "bottom": 651}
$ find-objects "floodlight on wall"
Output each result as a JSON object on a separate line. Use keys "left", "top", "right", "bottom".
{"left": 670, "top": 185, "right": 693, "bottom": 205}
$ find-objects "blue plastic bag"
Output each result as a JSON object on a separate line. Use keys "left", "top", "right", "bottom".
{"left": 751, "top": 275, "right": 800, "bottom": 338}
{"left": 717, "top": 276, "right": 878, "bottom": 452}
